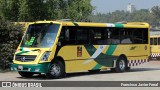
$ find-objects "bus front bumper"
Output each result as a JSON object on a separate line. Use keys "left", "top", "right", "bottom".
{"left": 11, "top": 63, "right": 50, "bottom": 73}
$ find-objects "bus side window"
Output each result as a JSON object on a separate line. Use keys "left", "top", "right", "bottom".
{"left": 120, "top": 29, "right": 133, "bottom": 44}
{"left": 131, "top": 28, "right": 148, "bottom": 44}
{"left": 65, "top": 27, "right": 77, "bottom": 45}
{"left": 90, "top": 29, "right": 95, "bottom": 44}
{"left": 143, "top": 28, "right": 148, "bottom": 44}
{"left": 92, "top": 28, "right": 106, "bottom": 45}
{"left": 132, "top": 29, "right": 143, "bottom": 44}
{"left": 107, "top": 28, "right": 120, "bottom": 44}
{"left": 154, "top": 38, "right": 158, "bottom": 45}
{"left": 59, "top": 28, "right": 65, "bottom": 40}
{"left": 65, "top": 29, "right": 69, "bottom": 40}
{"left": 107, "top": 29, "right": 111, "bottom": 39}
{"left": 87, "top": 27, "right": 107, "bottom": 45}
{"left": 158, "top": 37, "right": 160, "bottom": 45}
{"left": 76, "top": 28, "right": 89, "bottom": 44}
{"left": 150, "top": 38, "right": 153, "bottom": 45}
{"left": 59, "top": 27, "right": 76, "bottom": 45}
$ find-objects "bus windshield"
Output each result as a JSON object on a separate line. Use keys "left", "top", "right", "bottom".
{"left": 21, "top": 23, "right": 60, "bottom": 48}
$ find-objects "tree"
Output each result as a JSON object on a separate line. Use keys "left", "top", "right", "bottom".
{"left": 89, "top": 9, "right": 156, "bottom": 26}
{"left": 45, "top": 0, "right": 93, "bottom": 21}
{"left": 151, "top": 6, "right": 160, "bottom": 25}
{"left": 18, "top": 0, "right": 29, "bottom": 21}
{"left": 1, "top": 0, "right": 94, "bottom": 21}
{"left": 151, "top": 6, "right": 160, "bottom": 19}
{"left": 0, "top": 0, "right": 20, "bottom": 21}
{"left": 0, "top": 0, "right": 9, "bottom": 20}
{"left": 67, "top": 0, "right": 93, "bottom": 21}
{"left": 7, "top": 0, "right": 20, "bottom": 21}
{"left": 46, "top": 0, "right": 63, "bottom": 20}
{"left": 18, "top": 0, "right": 48, "bottom": 21}
{"left": 0, "top": 18, "right": 23, "bottom": 69}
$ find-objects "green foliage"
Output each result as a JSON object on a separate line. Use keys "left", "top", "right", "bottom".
{"left": 18, "top": 0, "right": 30, "bottom": 21}
{"left": 0, "top": 0, "right": 20, "bottom": 21}
{"left": 44, "top": 0, "right": 93, "bottom": 21}
{"left": 0, "top": 0, "right": 93, "bottom": 22}
{"left": 18, "top": 0, "right": 48, "bottom": 21}
{"left": 0, "top": 0, "right": 93, "bottom": 70}
{"left": 0, "top": 18, "right": 23, "bottom": 63}
{"left": 151, "top": 6, "right": 160, "bottom": 25}
{"left": 67, "top": 0, "right": 93, "bottom": 21}
{"left": 89, "top": 7, "right": 160, "bottom": 26}
{"left": 152, "top": 6, "right": 160, "bottom": 19}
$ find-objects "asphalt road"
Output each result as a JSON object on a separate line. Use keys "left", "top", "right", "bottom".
{"left": 1, "top": 61, "right": 160, "bottom": 90}
{"left": 0, "top": 61, "right": 160, "bottom": 81}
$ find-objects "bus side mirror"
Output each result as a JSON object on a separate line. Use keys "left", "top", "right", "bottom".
{"left": 57, "top": 42, "right": 61, "bottom": 46}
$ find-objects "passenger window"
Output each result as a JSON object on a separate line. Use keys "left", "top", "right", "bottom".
{"left": 77, "top": 29, "right": 88, "bottom": 44}
{"left": 91, "top": 28, "right": 106, "bottom": 45}
{"left": 131, "top": 28, "right": 148, "bottom": 44}
{"left": 59, "top": 27, "right": 76, "bottom": 45}
{"left": 154, "top": 38, "right": 158, "bottom": 45}
{"left": 150, "top": 38, "right": 153, "bottom": 45}
{"left": 120, "top": 29, "right": 133, "bottom": 44}
{"left": 107, "top": 28, "right": 120, "bottom": 44}
{"left": 158, "top": 38, "right": 160, "bottom": 45}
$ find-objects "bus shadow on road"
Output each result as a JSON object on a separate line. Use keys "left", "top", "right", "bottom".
{"left": 16, "top": 68, "right": 160, "bottom": 80}
{"left": 64, "top": 68, "right": 160, "bottom": 79}
{"left": 128, "top": 68, "right": 160, "bottom": 72}
{"left": 16, "top": 70, "right": 113, "bottom": 80}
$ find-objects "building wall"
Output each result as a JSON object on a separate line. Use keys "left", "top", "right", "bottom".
{"left": 127, "top": 3, "right": 136, "bottom": 13}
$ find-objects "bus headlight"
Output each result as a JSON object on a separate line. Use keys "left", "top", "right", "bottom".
{"left": 41, "top": 51, "right": 51, "bottom": 61}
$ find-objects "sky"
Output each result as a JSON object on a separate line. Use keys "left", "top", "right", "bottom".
{"left": 91, "top": 0, "right": 160, "bottom": 13}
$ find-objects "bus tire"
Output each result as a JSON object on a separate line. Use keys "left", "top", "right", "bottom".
{"left": 115, "top": 57, "right": 127, "bottom": 73}
{"left": 46, "top": 61, "right": 65, "bottom": 79}
{"left": 126, "top": 67, "right": 131, "bottom": 72}
{"left": 88, "top": 69, "right": 100, "bottom": 73}
{"left": 110, "top": 68, "right": 116, "bottom": 72}
{"left": 18, "top": 72, "right": 34, "bottom": 78}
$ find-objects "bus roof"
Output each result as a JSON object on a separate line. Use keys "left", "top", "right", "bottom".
{"left": 30, "top": 21, "right": 150, "bottom": 28}
{"left": 61, "top": 22, "right": 149, "bottom": 28}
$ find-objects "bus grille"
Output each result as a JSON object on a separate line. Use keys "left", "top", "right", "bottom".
{"left": 15, "top": 55, "right": 37, "bottom": 62}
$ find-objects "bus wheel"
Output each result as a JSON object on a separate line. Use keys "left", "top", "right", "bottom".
{"left": 115, "top": 57, "right": 127, "bottom": 73}
{"left": 46, "top": 61, "right": 65, "bottom": 79}
{"left": 126, "top": 67, "right": 131, "bottom": 72}
{"left": 18, "top": 72, "right": 34, "bottom": 78}
{"left": 88, "top": 69, "right": 100, "bottom": 73}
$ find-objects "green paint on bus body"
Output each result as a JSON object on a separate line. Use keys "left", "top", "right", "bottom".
{"left": 11, "top": 63, "right": 50, "bottom": 73}
{"left": 106, "top": 45, "right": 117, "bottom": 55}
{"left": 92, "top": 64, "right": 102, "bottom": 70}
{"left": 115, "top": 24, "right": 124, "bottom": 28}
{"left": 16, "top": 47, "right": 39, "bottom": 55}
{"left": 16, "top": 51, "right": 30, "bottom": 55}
{"left": 16, "top": 47, "right": 29, "bottom": 55}
{"left": 88, "top": 45, "right": 117, "bottom": 70}
{"left": 73, "top": 22, "right": 79, "bottom": 26}
{"left": 92, "top": 45, "right": 117, "bottom": 70}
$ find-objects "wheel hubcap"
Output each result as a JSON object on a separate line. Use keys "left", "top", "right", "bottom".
{"left": 119, "top": 60, "right": 125, "bottom": 70}
{"left": 50, "top": 64, "right": 60, "bottom": 76}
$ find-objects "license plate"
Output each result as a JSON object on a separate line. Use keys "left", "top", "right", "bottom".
{"left": 18, "top": 66, "right": 23, "bottom": 70}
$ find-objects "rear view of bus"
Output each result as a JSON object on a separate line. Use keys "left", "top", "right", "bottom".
{"left": 150, "top": 35, "right": 160, "bottom": 60}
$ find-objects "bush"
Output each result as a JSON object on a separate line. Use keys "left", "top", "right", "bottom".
{"left": 0, "top": 18, "right": 23, "bottom": 70}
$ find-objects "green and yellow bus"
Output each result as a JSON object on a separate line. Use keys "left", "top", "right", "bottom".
{"left": 11, "top": 21, "right": 150, "bottom": 79}
{"left": 150, "top": 35, "right": 160, "bottom": 60}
